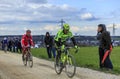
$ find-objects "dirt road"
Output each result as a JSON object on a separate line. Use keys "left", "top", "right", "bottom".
{"left": 0, "top": 51, "right": 119, "bottom": 79}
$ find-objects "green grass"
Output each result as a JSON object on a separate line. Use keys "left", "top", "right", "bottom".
{"left": 31, "top": 46, "right": 120, "bottom": 74}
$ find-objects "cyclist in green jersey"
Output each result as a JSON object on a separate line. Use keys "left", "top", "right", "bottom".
{"left": 54, "top": 23, "right": 78, "bottom": 57}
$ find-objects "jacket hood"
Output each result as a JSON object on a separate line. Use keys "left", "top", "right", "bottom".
{"left": 98, "top": 24, "right": 106, "bottom": 32}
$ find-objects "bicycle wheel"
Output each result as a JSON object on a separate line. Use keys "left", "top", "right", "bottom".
{"left": 54, "top": 55, "right": 63, "bottom": 74}
{"left": 28, "top": 53, "right": 33, "bottom": 68}
{"left": 65, "top": 54, "right": 76, "bottom": 78}
{"left": 23, "top": 56, "right": 27, "bottom": 66}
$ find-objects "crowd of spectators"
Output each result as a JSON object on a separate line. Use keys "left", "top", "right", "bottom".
{"left": 0, "top": 37, "right": 22, "bottom": 53}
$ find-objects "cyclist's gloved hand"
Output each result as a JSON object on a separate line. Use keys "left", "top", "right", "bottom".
{"left": 61, "top": 45, "right": 65, "bottom": 51}
{"left": 22, "top": 45, "right": 25, "bottom": 47}
{"left": 75, "top": 45, "right": 78, "bottom": 53}
{"left": 31, "top": 43, "right": 35, "bottom": 47}
{"left": 74, "top": 45, "right": 78, "bottom": 49}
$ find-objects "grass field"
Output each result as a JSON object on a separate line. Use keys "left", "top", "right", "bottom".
{"left": 31, "top": 46, "right": 120, "bottom": 74}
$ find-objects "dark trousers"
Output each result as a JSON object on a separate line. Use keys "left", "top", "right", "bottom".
{"left": 99, "top": 47, "right": 113, "bottom": 69}
{"left": 16, "top": 47, "right": 18, "bottom": 52}
{"left": 54, "top": 41, "right": 61, "bottom": 56}
{"left": 8, "top": 46, "right": 12, "bottom": 51}
{"left": 46, "top": 47, "right": 52, "bottom": 58}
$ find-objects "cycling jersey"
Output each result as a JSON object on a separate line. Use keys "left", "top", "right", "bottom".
{"left": 21, "top": 34, "right": 34, "bottom": 47}
{"left": 55, "top": 29, "right": 73, "bottom": 42}
{"left": 54, "top": 29, "right": 76, "bottom": 46}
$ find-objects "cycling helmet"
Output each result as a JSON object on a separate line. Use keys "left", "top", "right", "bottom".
{"left": 63, "top": 23, "right": 70, "bottom": 31}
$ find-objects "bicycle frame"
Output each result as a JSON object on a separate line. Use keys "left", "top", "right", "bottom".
{"left": 61, "top": 47, "right": 73, "bottom": 65}
{"left": 55, "top": 46, "right": 77, "bottom": 78}
{"left": 25, "top": 47, "right": 31, "bottom": 56}
{"left": 23, "top": 46, "right": 33, "bottom": 67}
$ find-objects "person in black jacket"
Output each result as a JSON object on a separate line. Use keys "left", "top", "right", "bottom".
{"left": 44, "top": 32, "right": 53, "bottom": 59}
{"left": 97, "top": 24, "right": 113, "bottom": 70}
{"left": 15, "top": 38, "right": 19, "bottom": 52}
{"left": 8, "top": 38, "right": 13, "bottom": 52}
{"left": 17, "top": 39, "right": 22, "bottom": 53}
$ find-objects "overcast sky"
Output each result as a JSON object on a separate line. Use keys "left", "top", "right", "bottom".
{"left": 0, "top": 0, "right": 120, "bottom": 36}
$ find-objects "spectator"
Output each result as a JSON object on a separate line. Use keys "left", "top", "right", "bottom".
{"left": 15, "top": 38, "right": 19, "bottom": 52}
{"left": 97, "top": 24, "right": 113, "bottom": 70}
{"left": 8, "top": 38, "right": 13, "bottom": 52}
{"left": 12, "top": 38, "right": 16, "bottom": 52}
{"left": 44, "top": 32, "right": 53, "bottom": 59}
{"left": 3, "top": 37, "right": 8, "bottom": 52}
{"left": 17, "top": 39, "right": 22, "bottom": 53}
{"left": 1, "top": 40, "right": 4, "bottom": 50}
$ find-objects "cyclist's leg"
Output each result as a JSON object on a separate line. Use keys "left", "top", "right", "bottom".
{"left": 55, "top": 41, "right": 63, "bottom": 67}
{"left": 54, "top": 41, "right": 61, "bottom": 57}
{"left": 49, "top": 46, "right": 52, "bottom": 58}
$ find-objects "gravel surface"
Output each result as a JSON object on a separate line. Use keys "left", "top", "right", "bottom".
{"left": 0, "top": 51, "right": 120, "bottom": 79}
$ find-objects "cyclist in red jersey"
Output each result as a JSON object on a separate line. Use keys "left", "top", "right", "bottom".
{"left": 21, "top": 30, "right": 34, "bottom": 61}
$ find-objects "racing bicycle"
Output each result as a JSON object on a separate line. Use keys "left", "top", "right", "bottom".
{"left": 54, "top": 46, "right": 78, "bottom": 78}
{"left": 23, "top": 46, "right": 33, "bottom": 68}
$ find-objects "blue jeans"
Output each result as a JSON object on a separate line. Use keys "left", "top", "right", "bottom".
{"left": 51, "top": 47, "right": 56, "bottom": 58}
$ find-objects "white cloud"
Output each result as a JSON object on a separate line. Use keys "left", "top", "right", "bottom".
{"left": 44, "top": 25, "right": 60, "bottom": 31}
{"left": 107, "top": 24, "right": 120, "bottom": 28}
{"left": 0, "top": 24, "right": 111, "bottom": 36}
{"left": 71, "top": 26, "right": 80, "bottom": 32}
{"left": 0, "top": 0, "right": 99, "bottom": 35}
{"left": 82, "top": 26, "right": 96, "bottom": 31}
{"left": 26, "top": 0, "right": 47, "bottom": 4}
{"left": 60, "top": 4, "right": 72, "bottom": 10}
{"left": 0, "top": 0, "right": 98, "bottom": 23}
{"left": 0, "top": 27, "right": 7, "bottom": 30}
{"left": 79, "top": 13, "right": 95, "bottom": 20}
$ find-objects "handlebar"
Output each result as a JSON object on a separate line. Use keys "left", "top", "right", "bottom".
{"left": 56, "top": 46, "right": 79, "bottom": 54}
{"left": 24, "top": 46, "right": 31, "bottom": 48}
{"left": 65, "top": 47, "right": 79, "bottom": 53}
{"left": 65, "top": 47, "right": 72, "bottom": 50}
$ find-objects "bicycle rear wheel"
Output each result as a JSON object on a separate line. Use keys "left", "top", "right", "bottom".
{"left": 54, "top": 55, "right": 63, "bottom": 74}
{"left": 65, "top": 55, "right": 76, "bottom": 78}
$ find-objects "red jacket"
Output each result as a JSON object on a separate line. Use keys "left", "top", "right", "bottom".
{"left": 21, "top": 34, "right": 34, "bottom": 47}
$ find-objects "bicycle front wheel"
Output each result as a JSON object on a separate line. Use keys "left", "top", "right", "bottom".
{"left": 23, "top": 56, "right": 27, "bottom": 66}
{"left": 28, "top": 53, "right": 33, "bottom": 68}
{"left": 65, "top": 55, "right": 76, "bottom": 78}
{"left": 54, "top": 55, "right": 63, "bottom": 74}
